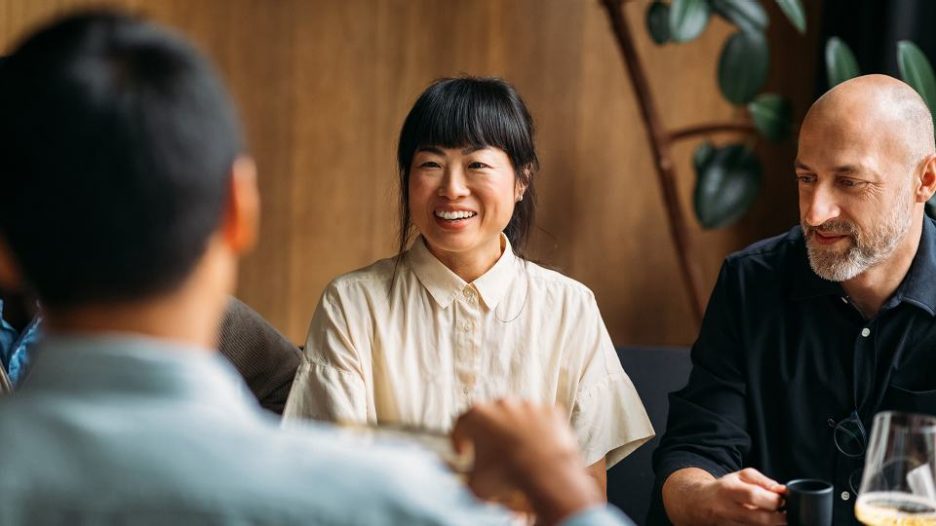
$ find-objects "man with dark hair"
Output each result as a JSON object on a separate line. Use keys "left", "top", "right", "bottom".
{"left": 0, "top": 10, "right": 630, "bottom": 525}
{"left": 0, "top": 50, "right": 298, "bottom": 408}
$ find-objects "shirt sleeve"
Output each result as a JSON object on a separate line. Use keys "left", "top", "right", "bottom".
{"left": 344, "top": 436, "right": 636, "bottom": 526}
{"left": 648, "top": 260, "right": 750, "bottom": 522}
{"left": 283, "top": 284, "right": 369, "bottom": 423}
{"left": 561, "top": 505, "right": 636, "bottom": 526}
{"left": 570, "top": 294, "right": 654, "bottom": 469}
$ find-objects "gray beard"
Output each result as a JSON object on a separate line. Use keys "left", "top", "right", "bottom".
{"left": 804, "top": 204, "right": 912, "bottom": 282}
{"left": 806, "top": 240, "right": 886, "bottom": 281}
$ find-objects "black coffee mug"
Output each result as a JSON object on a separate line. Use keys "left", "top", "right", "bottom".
{"left": 785, "top": 479, "right": 833, "bottom": 526}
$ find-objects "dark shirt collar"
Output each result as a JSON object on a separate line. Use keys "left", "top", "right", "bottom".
{"left": 791, "top": 218, "right": 936, "bottom": 316}
{"left": 889, "top": 217, "right": 936, "bottom": 315}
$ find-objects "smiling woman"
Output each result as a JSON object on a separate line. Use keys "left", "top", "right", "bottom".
{"left": 408, "top": 144, "right": 524, "bottom": 281}
{"left": 283, "top": 77, "right": 654, "bottom": 496}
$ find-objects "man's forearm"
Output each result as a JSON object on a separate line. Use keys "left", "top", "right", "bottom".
{"left": 661, "top": 467, "right": 717, "bottom": 526}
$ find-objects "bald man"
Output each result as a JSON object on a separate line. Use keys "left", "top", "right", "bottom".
{"left": 649, "top": 75, "right": 936, "bottom": 526}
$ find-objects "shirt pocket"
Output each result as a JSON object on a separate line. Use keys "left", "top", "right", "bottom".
{"left": 880, "top": 384, "right": 936, "bottom": 415}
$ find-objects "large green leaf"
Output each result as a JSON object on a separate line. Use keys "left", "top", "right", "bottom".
{"left": 825, "top": 37, "right": 859, "bottom": 88}
{"left": 747, "top": 93, "right": 792, "bottom": 142}
{"left": 694, "top": 144, "right": 763, "bottom": 229}
{"left": 775, "top": 0, "right": 806, "bottom": 34}
{"left": 718, "top": 30, "right": 769, "bottom": 105}
{"left": 668, "top": 0, "right": 711, "bottom": 43}
{"left": 898, "top": 40, "right": 936, "bottom": 116}
{"left": 710, "top": 0, "right": 768, "bottom": 35}
{"left": 693, "top": 141, "right": 716, "bottom": 173}
{"left": 646, "top": 1, "right": 671, "bottom": 45}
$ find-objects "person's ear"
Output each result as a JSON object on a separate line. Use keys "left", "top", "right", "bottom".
{"left": 915, "top": 154, "right": 936, "bottom": 204}
{"left": 0, "top": 236, "right": 24, "bottom": 292}
{"left": 514, "top": 164, "right": 532, "bottom": 203}
{"left": 222, "top": 155, "right": 260, "bottom": 254}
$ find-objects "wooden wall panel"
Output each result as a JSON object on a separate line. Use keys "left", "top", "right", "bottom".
{"left": 0, "top": 0, "right": 821, "bottom": 346}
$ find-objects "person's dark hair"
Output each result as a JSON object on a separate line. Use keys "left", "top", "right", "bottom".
{"left": 0, "top": 10, "right": 243, "bottom": 309}
{"left": 396, "top": 76, "right": 539, "bottom": 259}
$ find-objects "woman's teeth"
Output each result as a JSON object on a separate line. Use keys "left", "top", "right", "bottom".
{"left": 435, "top": 210, "right": 476, "bottom": 220}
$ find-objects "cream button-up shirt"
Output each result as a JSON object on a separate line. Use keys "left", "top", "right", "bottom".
{"left": 284, "top": 236, "right": 653, "bottom": 467}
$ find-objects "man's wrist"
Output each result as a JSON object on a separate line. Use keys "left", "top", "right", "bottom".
{"left": 662, "top": 468, "right": 716, "bottom": 526}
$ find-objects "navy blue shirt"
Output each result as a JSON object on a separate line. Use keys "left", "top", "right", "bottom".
{"left": 651, "top": 218, "right": 936, "bottom": 526}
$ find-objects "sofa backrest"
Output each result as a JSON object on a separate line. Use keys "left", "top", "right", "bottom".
{"left": 608, "top": 346, "right": 692, "bottom": 525}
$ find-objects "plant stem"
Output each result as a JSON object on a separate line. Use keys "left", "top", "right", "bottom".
{"left": 600, "top": 0, "right": 705, "bottom": 325}
{"left": 669, "top": 123, "right": 757, "bottom": 143}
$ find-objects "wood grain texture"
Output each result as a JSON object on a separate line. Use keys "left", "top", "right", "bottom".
{"left": 0, "top": 0, "right": 821, "bottom": 345}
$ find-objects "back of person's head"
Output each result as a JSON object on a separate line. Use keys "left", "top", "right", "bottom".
{"left": 0, "top": 10, "right": 244, "bottom": 309}
{"left": 396, "top": 76, "right": 539, "bottom": 257}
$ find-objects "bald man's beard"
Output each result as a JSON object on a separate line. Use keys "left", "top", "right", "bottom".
{"left": 803, "top": 197, "right": 913, "bottom": 282}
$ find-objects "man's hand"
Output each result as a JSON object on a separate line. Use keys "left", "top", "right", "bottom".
{"left": 451, "top": 398, "right": 603, "bottom": 526}
{"left": 662, "top": 467, "right": 786, "bottom": 526}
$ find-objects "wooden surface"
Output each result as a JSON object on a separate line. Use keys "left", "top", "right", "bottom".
{"left": 0, "top": 0, "right": 821, "bottom": 345}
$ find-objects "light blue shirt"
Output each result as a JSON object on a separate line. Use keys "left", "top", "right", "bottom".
{"left": 0, "top": 299, "right": 41, "bottom": 386}
{"left": 0, "top": 335, "right": 632, "bottom": 525}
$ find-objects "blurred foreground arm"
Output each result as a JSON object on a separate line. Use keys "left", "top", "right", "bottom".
{"left": 452, "top": 399, "right": 633, "bottom": 526}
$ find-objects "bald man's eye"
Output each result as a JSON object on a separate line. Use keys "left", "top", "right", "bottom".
{"left": 796, "top": 175, "right": 816, "bottom": 185}
{"left": 837, "top": 178, "right": 864, "bottom": 188}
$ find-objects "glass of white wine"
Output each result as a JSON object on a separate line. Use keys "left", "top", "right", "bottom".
{"left": 855, "top": 411, "right": 936, "bottom": 526}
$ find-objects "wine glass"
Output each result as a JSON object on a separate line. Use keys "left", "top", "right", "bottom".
{"left": 855, "top": 411, "right": 936, "bottom": 525}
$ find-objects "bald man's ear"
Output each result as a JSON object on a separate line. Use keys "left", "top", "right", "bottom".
{"left": 222, "top": 156, "right": 260, "bottom": 254}
{"left": 0, "top": 236, "right": 24, "bottom": 293}
{"left": 915, "top": 154, "right": 936, "bottom": 204}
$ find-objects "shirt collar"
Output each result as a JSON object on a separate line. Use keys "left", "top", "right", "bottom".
{"left": 472, "top": 236, "right": 519, "bottom": 309}
{"left": 0, "top": 298, "right": 43, "bottom": 332}
{"left": 889, "top": 216, "right": 936, "bottom": 315}
{"left": 408, "top": 234, "right": 519, "bottom": 310}
{"left": 18, "top": 333, "right": 258, "bottom": 415}
{"left": 791, "top": 218, "right": 936, "bottom": 315}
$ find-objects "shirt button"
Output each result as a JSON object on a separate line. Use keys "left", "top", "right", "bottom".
{"left": 841, "top": 491, "right": 850, "bottom": 501}
{"left": 861, "top": 327, "right": 871, "bottom": 337}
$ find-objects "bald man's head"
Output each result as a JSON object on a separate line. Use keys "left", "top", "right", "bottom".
{"left": 795, "top": 74, "right": 936, "bottom": 283}
{"left": 803, "top": 74, "right": 934, "bottom": 166}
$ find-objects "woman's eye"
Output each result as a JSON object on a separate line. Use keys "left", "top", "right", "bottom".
{"left": 419, "top": 161, "right": 441, "bottom": 169}
{"left": 468, "top": 162, "right": 489, "bottom": 169}
{"left": 796, "top": 175, "right": 815, "bottom": 184}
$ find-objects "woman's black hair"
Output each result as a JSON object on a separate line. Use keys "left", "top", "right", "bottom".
{"left": 395, "top": 76, "right": 539, "bottom": 261}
